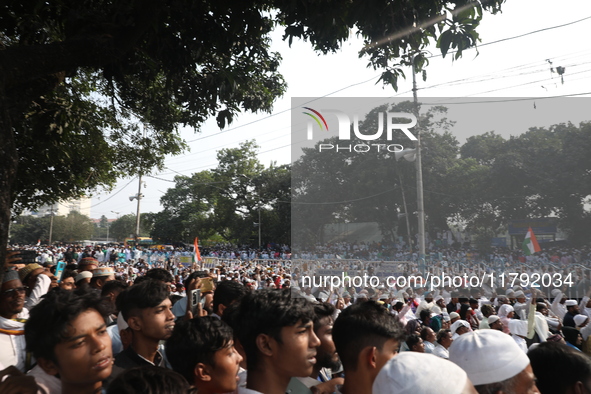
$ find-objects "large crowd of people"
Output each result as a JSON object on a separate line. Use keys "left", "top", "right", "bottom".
{"left": 2, "top": 243, "right": 591, "bottom": 394}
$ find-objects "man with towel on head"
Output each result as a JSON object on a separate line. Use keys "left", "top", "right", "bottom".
{"left": 449, "top": 329, "right": 540, "bottom": 393}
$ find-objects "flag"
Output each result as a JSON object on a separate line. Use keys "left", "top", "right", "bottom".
{"left": 522, "top": 227, "right": 541, "bottom": 255}
{"left": 194, "top": 237, "right": 202, "bottom": 262}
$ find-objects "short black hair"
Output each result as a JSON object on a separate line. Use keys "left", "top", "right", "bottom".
{"left": 536, "top": 303, "right": 548, "bottom": 312}
{"left": 213, "top": 280, "right": 249, "bottom": 314}
{"left": 480, "top": 304, "right": 495, "bottom": 317}
{"left": 165, "top": 317, "right": 234, "bottom": 383}
{"left": 419, "top": 309, "right": 431, "bottom": 321}
{"left": 313, "top": 302, "right": 336, "bottom": 330}
{"left": 107, "top": 366, "right": 190, "bottom": 394}
{"left": 25, "top": 288, "right": 109, "bottom": 362}
{"left": 419, "top": 327, "right": 433, "bottom": 341}
{"left": 117, "top": 279, "right": 170, "bottom": 321}
{"left": 230, "top": 288, "right": 315, "bottom": 370}
{"left": 61, "top": 269, "right": 77, "bottom": 282}
{"left": 436, "top": 329, "right": 451, "bottom": 343}
{"left": 101, "top": 280, "right": 128, "bottom": 298}
{"left": 144, "top": 268, "right": 174, "bottom": 284}
{"left": 406, "top": 334, "right": 421, "bottom": 350}
{"left": 332, "top": 300, "right": 405, "bottom": 372}
{"left": 528, "top": 341, "right": 591, "bottom": 394}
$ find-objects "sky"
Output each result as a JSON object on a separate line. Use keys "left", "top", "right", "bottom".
{"left": 91, "top": 0, "right": 591, "bottom": 219}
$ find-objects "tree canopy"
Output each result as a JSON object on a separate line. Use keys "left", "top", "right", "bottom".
{"left": 292, "top": 101, "right": 591, "bottom": 251}
{"left": 151, "top": 141, "right": 290, "bottom": 246}
{"left": 0, "top": 0, "right": 505, "bottom": 277}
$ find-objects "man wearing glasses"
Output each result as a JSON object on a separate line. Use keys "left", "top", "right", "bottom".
{"left": 0, "top": 270, "right": 29, "bottom": 372}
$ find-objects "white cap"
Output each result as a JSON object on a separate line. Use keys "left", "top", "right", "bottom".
{"left": 450, "top": 320, "right": 470, "bottom": 335}
{"left": 488, "top": 315, "right": 500, "bottom": 325}
{"left": 75, "top": 271, "right": 92, "bottom": 282}
{"left": 574, "top": 314, "right": 588, "bottom": 326}
{"left": 449, "top": 312, "right": 460, "bottom": 320}
{"left": 565, "top": 300, "right": 578, "bottom": 307}
{"left": 514, "top": 290, "right": 525, "bottom": 298}
{"left": 373, "top": 352, "right": 470, "bottom": 394}
{"left": 449, "top": 330, "right": 530, "bottom": 386}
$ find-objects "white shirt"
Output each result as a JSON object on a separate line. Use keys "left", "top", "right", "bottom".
{"left": 432, "top": 342, "right": 449, "bottom": 359}
{"left": 551, "top": 292, "right": 567, "bottom": 320}
{"left": 24, "top": 274, "right": 51, "bottom": 310}
{"left": 0, "top": 310, "right": 29, "bottom": 372}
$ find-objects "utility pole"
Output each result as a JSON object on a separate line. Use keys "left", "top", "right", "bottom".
{"left": 135, "top": 174, "right": 142, "bottom": 242}
{"left": 48, "top": 206, "right": 56, "bottom": 244}
{"left": 411, "top": 53, "right": 426, "bottom": 262}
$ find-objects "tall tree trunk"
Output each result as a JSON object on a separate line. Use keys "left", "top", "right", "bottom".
{"left": 0, "top": 82, "right": 19, "bottom": 283}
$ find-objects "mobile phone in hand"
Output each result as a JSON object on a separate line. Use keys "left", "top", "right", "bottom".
{"left": 190, "top": 289, "right": 202, "bottom": 314}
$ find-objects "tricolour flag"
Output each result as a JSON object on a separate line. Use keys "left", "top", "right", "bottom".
{"left": 522, "top": 227, "right": 541, "bottom": 255}
{"left": 194, "top": 237, "right": 202, "bottom": 262}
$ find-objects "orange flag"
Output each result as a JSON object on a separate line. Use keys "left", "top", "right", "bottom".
{"left": 194, "top": 237, "right": 202, "bottom": 262}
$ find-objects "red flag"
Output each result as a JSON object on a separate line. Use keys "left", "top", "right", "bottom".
{"left": 194, "top": 237, "right": 202, "bottom": 262}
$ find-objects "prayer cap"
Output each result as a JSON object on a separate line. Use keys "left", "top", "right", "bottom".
{"left": 92, "top": 267, "right": 115, "bottom": 277}
{"left": 574, "top": 314, "right": 588, "bottom": 326}
{"left": 449, "top": 329, "right": 530, "bottom": 386}
{"left": 18, "top": 263, "right": 42, "bottom": 281}
{"left": 565, "top": 300, "right": 578, "bottom": 307}
{"left": 79, "top": 257, "right": 99, "bottom": 266}
{"left": 373, "top": 352, "right": 470, "bottom": 394}
{"left": 75, "top": 271, "right": 93, "bottom": 283}
{"left": 2, "top": 270, "right": 19, "bottom": 283}
{"left": 450, "top": 319, "right": 470, "bottom": 334}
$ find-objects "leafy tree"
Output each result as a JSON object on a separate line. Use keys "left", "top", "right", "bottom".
{"left": 109, "top": 213, "right": 152, "bottom": 242}
{"left": 292, "top": 102, "right": 460, "bottom": 248}
{"left": 9, "top": 216, "right": 49, "bottom": 245}
{"left": 0, "top": 0, "right": 505, "bottom": 277}
{"left": 50, "top": 211, "right": 94, "bottom": 242}
{"left": 153, "top": 141, "right": 290, "bottom": 246}
{"left": 93, "top": 215, "right": 110, "bottom": 240}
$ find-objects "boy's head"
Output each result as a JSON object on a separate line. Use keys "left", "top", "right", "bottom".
{"left": 25, "top": 289, "right": 112, "bottom": 390}
{"left": 313, "top": 302, "right": 341, "bottom": 371}
{"left": 333, "top": 300, "right": 405, "bottom": 377}
{"left": 212, "top": 280, "right": 249, "bottom": 316}
{"left": 166, "top": 316, "right": 242, "bottom": 393}
{"left": 144, "top": 268, "right": 174, "bottom": 288}
{"left": 108, "top": 366, "right": 190, "bottom": 394}
{"left": 117, "top": 279, "right": 175, "bottom": 341}
{"left": 232, "top": 288, "right": 319, "bottom": 376}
